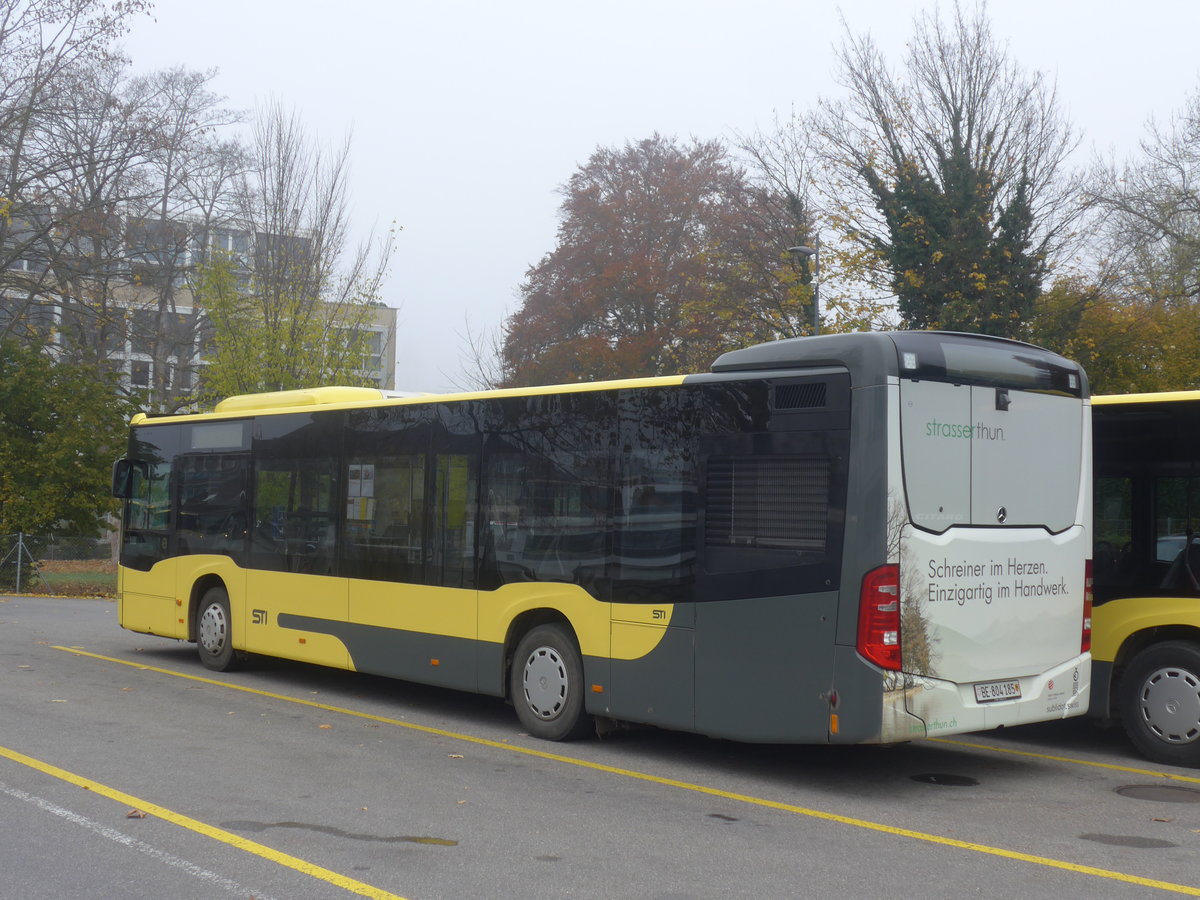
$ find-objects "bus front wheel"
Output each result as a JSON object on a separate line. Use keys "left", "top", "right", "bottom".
{"left": 1120, "top": 641, "right": 1200, "bottom": 768}
{"left": 196, "top": 586, "right": 239, "bottom": 672}
{"left": 510, "top": 624, "right": 592, "bottom": 741}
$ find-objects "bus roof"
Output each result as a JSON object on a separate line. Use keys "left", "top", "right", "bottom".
{"left": 713, "top": 330, "right": 1085, "bottom": 394}
{"left": 1093, "top": 390, "right": 1200, "bottom": 406}
{"left": 130, "top": 331, "right": 1085, "bottom": 427}
{"left": 130, "top": 374, "right": 689, "bottom": 426}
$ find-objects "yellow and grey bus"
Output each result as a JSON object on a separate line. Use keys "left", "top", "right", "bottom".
{"left": 112, "top": 331, "right": 1092, "bottom": 743}
{"left": 1091, "top": 391, "right": 1200, "bottom": 766}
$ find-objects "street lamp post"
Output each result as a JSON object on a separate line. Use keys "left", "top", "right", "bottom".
{"left": 788, "top": 236, "right": 820, "bottom": 335}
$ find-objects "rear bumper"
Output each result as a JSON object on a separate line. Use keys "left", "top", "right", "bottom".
{"left": 878, "top": 653, "right": 1091, "bottom": 743}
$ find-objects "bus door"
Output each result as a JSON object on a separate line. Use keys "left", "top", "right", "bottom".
{"left": 249, "top": 412, "right": 348, "bottom": 669}
{"left": 344, "top": 408, "right": 480, "bottom": 691}
{"left": 118, "top": 451, "right": 179, "bottom": 636}
{"left": 898, "top": 378, "right": 1087, "bottom": 722}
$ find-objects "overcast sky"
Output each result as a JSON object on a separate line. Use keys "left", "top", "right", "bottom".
{"left": 120, "top": 0, "right": 1200, "bottom": 392}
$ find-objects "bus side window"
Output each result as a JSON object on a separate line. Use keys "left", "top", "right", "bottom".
{"left": 253, "top": 459, "right": 338, "bottom": 574}
{"left": 343, "top": 455, "right": 426, "bottom": 584}
{"left": 432, "top": 452, "right": 477, "bottom": 589}
{"left": 1156, "top": 476, "right": 1200, "bottom": 593}
{"left": 1094, "top": 476, "right": 1132, "bottom": 587}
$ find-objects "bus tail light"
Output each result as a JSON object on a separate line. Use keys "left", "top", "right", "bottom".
{"left": 1082, "top": 559, "right": 1093, "bottom": 653}
{"left": 858, "top": 564, "right": 901, "bottom": 671}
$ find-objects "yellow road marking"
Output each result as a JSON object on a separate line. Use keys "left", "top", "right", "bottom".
{"left": 930, "top": 736, "right": 1200, "bottom": 784}
{"left": 55, "top": 646, "right": 1200, "bottom": 897}
{"left": 0, "top": 741, "right": 407, "bottom": 900}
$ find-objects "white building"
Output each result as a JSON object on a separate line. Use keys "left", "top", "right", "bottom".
{"left": 0, "top": 218, "right": 397, "bottom": 408}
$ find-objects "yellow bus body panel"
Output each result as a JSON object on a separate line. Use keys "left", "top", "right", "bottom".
{"left": 610, "top": 602, "right": 675, "bottom": 661}
{"left": 478, "top": 583, "right": 610, "bottom": 658}
{"left": 1093, "top": 390, "right": 1200, "bottom": 406}
{"left": 120, "top": 559, "right": 674, "bottom": 667}
{"left": 349, "top": 580, "right": 476, "bottom": 641}
{"left": 1092, "top": 595, "right": 1200, "bottom": 663}
{"left": 118, "top": 558, "right": 179, "bottom": 638}
{"left": 173, "top": 556, "right": 248, "bottom": 643}
{"left": 243, "top": 570, "right": 349, "bottom": 669}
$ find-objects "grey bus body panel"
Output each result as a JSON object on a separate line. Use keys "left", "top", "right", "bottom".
{"left": 693, "top": 592, "right": 839, "bottom": 741}
{"left": 830, "top": 644, "right": 892, "bottom": 742}
{"left": 838, "top": 382, "right": 891, "bottom": 648}
{"left": 711, "top": 332, "right": 904, "bottom": 383}
{"left": 599, "top": 593, "right": 840, "bottom": 742}
{"left": 278, "top": 613, "right": 482, "bottom": 693}
{"left": 603, "top": 623, "right": 696, "bottom": 731}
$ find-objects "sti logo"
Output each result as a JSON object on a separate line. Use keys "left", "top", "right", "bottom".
{"left": 252, "top": 609, "right": 268, "bottom": 625}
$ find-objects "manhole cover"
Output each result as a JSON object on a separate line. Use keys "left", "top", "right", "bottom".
{"left": 1116, "top": 784, "right": 1200, "bottom": 803}
{"left": 911, "top": 773, "right": 979, "bottom": 786}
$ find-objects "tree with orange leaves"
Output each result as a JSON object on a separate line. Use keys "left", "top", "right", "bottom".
{"left": 499, "top": 134, "right": 813, "bottom": 386}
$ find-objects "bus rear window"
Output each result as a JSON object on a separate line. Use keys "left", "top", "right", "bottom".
{"left": 893, "top": 334, "right": 1084, "bottom": 397}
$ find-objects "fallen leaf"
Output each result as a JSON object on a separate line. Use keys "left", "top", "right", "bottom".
{"left": 447, "top": 753, "right": 463, "bottom": 759}
{"left": 319, "top": 724, "right": 333, "bottom": 730}
{"left": 126, "top": 809, "right": 147, "bottom": 819}
{"left": 1152, "top": 817, "right": 1174, "bottom": 823}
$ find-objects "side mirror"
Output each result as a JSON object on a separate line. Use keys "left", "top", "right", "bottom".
{"left": 111, "top": 459, "right": 135, "bottom": 498}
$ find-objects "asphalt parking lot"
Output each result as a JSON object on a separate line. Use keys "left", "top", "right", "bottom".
{"left": 2, "top": 594, "right": 1198, "bottom": 900}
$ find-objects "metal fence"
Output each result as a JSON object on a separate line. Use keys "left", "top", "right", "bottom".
{"left": 0, "top": 532, "right": 117, "bottom": 592}
{"left": 34, "top": 534, "right": 116, "bottom": 561}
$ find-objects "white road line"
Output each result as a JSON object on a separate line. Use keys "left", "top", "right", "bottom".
{"left": 0, "top": 780, "right": 279, "bottom": 900}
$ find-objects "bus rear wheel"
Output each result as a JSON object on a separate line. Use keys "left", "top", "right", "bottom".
{"left": 511, "top": 624, "right": 592, "bottom": 741}
{"left": 1120, "top": 641, "right": 1200, "bottom": 768}
{"left": 196, "top": 586, "right": 240, "bottom": 672}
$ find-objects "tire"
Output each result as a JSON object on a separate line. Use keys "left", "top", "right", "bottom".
{"left": 1119, "top": 641, "right": 1200, "bottom": 767}
{"left": 510, "top": 624, "right": 592, "bottom": 741}
{"left": 195, "top": 586, "right": 239, "bottom": 672}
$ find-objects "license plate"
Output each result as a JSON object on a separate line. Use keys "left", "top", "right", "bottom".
{"left": 974, "top": 679, "right": 1021, "bottom": 703}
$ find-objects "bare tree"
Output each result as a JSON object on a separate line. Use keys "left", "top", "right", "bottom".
{"left": 127, "top": 66, "right": 246, "bottom": 410}
{"left": 804, "top": 2, "right": 1084, "bottom": 334}
{"left": 1088, "top": 85, "right": 1200, "bottom": 305}
{"left": 196, "top": 99, "right": 394, "bottom": 401}
{"left": 2, "top": 56, "right": 249, "bottom": 413}
{"left": 36, "top": 55, "right": 155, "bottom": 361}
{"left": 0, "top": 0, "right": 149, "bottom": 341}
{"left": 453, "top": 312, "right": 510, "bottom": 391}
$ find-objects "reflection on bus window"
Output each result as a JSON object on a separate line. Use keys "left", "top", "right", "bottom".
{"left": 252, "top": 459, "right": 337, "bottom": 574}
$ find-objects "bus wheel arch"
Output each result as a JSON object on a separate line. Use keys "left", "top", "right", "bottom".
{"left": 187, "top": 575, "right": 227, "bottom": 643}
{"left": 1119, "top": 639, "right": 1200, "bottom": 767}
{"left": 1106, "top": 626, "right": 1200, "bottom": 718}
{"left": 195, "top": 583, "right": 242, "bottom": 672}
{"left": 507, "top": 614, "right": 592, "bottom": 741}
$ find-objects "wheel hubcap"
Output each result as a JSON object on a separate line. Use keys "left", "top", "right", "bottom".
{"left": 1138, "top": 666, "right": 1200, "bottom": 744}
{"left": 198, "top": 603, "right": 228, "bottom": 655}
{"left": 523, "top": 646, "right": 568, "bottom": 720}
